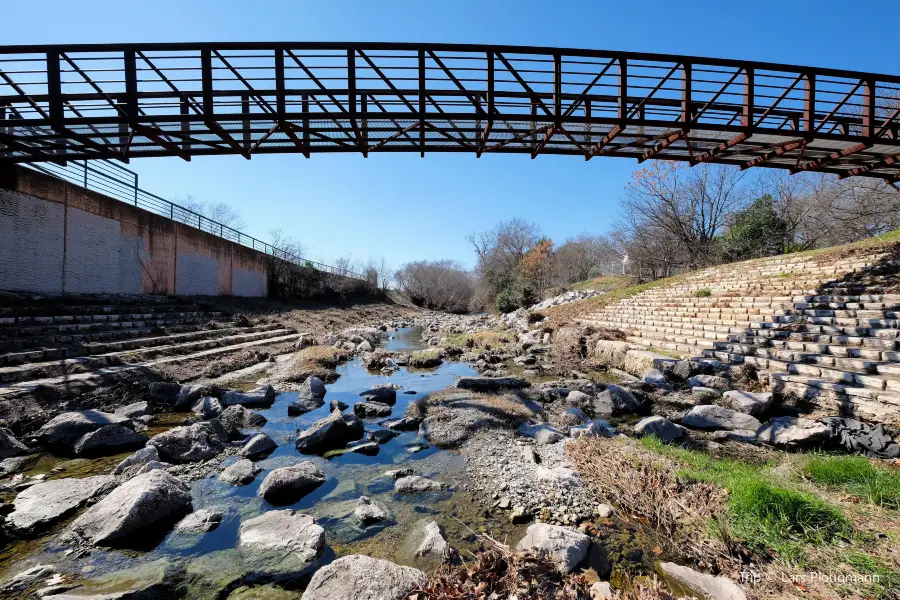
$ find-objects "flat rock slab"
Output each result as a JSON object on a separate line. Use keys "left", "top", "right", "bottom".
{"left": 74, "top": 424, "right": 147, "bottom": 458}
{"left": 301, "top": 554, "right": 426, "bottom": 600}
{"left": 724, "top": 390, "right": 774, "bottom": 417}
{"left": 682, "top": 405, "right": 761, "bottom": 431}
{"left": 756, "top": 417, "right": 831, "bottom": 449}
{"left": 68, "top": 469, "right": 191, "bottom": 546}
{"left": 9, "top": 475, "right": 117, "bottom": 534}
{"left": 659, "top": 562, "right": 746, "bottom": 600}
{"left": 516, "top": 523, "right": 590, "bottom": 573}
{"left": 394, "top": 475, "right": 446, "bottom": 494}
{"left": 239, "top": 510, "right": 325, "bottom": 582}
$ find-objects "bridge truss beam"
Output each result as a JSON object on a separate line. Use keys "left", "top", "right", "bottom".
{"left": 0, "top": 42, "right": 899, "bottom": 180}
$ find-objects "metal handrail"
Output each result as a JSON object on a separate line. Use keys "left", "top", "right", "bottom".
{"left": 24, "top": 159, "right": 364, "bottom": 280}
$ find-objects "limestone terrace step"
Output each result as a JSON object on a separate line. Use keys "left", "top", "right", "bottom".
{"left": 0, "top": 311, "right": 222, "bottom": 336}
{"left": 0, "top": 327, "right": 295, "bottom": 384}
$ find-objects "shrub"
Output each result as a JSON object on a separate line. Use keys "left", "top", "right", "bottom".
{"left": 693, "top": 288, "right": 712, "bottom": 297}
{"left": 495, "top": 284, "right": 521, "bottom": 313}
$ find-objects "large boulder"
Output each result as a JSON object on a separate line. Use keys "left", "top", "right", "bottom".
{"left": 634, "top": 416, "right": 686, "bottom": 442}
{"left": 8, "top": 475, "right": 117, "bottom": 534}
{"left": 756, "top": 417, "right": 832, "bottom": 449}
{"left": 682, "top": 405, "right": 761, "bottom": 431}
{"left": 67, "top": 470, "right": 191, "bottom": 546}
{"left": 74, "top": 424, "right": 147, "bottom": 458}
{"left": 36, "top": 410, "right": 132, "bottom": 452}
{"left": 148, "top": 381, "right": 182, "bottom": 405}
{"left": 659, "top": 562, "right": 746, "bottom": 600}
{"left": 301, "top": 554, "right": 426, "bottom": 600}
{"left": 240, "top": 433, "right": 278, "bottom": 460}
{"left": 300, "top": 376, "right": 327, "bottom": 400}
{"left": 516, "top": 523, "right": 590, "bottom": 573}
{"left": 0, "top": 428, "right": 29, "bottom": 459}
{"left": 295, "top": 410, "right": 364, "bottom": 453}
{"left": 220, "top": 458, "right": 262, "bottom": 486}
{"left": 148, "top": 421, "right": 227, "bottom": 463}
{"left": 593, "top": 385, "right": 642, "bottom": 416}
{"left": 257, "top": 462, "right": 326, "bottom": 505}
{"left": 239, "top": 510, "right": 325, "bottom": 582}
{"left": 455, "top": 376, "right": 530, "bottom": 392}
{"left": 724, "top": 390, "right": 774, "bottom": 417}
{"left": 221, "top": 384, "right": 277, "bottom": 408}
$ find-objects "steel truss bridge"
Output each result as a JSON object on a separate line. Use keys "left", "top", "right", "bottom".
{"left": 1, "top": 42, "right": 899, "bottom": 181}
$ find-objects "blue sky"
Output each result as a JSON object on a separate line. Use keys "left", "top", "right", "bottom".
{"left": 4, "top": 1, "right": 898, "bottom": 269}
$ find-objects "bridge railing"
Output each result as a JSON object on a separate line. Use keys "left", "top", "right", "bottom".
{"left": 24, "top": 159, "right": 364, "bottom": 280}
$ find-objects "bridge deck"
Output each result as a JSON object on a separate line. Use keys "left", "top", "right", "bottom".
{"left": 0, "top": 42, "right": 898, "bottom": 180}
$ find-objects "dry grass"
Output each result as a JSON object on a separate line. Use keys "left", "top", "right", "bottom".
{"left": 567, "top": 437, "right": 731, "bottom": 566}
{"left": 546, "top": 274, "right": 687, "bottom": 324}
{"left": 426, "top": 390, "right": 539, "bottom": 421}
{"left": 271, "top": 344, "right": 351, "bottom": 383}
{"left": 446, "top": 328, "right": 516, "bottom": 350}
{"left": 409, "top": 348, "right": 444, "bottom": 368}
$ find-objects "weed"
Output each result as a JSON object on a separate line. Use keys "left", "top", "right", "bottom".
{"left": 843, "top": 552, "right": 900, "bottom": 600}
{"left": 804, "top": 455, "right": 900, "bottom": 510}
{"left": 693, "top": 288, "right": 712, "bottom": 298}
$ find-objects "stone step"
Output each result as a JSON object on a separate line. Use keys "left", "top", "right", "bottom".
{"left": 0, "top": 327, "right": 296, "bottom": 384}
{"left": 0, "top": 311, "right": 221, "bottom": 336}
{"left": 0, "top": 302, "right": 209, "bottom": 319}
{"left": 0, "top": 331, "right": 304, "bottom": 396}
{"left": 0, "top": 323, "right": 282, "bottom": 365}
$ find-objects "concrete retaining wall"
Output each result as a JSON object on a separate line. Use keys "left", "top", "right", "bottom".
{"left": 0, "top": 165, "right": 269, "bottom": 297}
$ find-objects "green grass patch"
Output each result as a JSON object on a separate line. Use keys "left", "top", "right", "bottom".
{"left": 843, "top": 552, "right": 900, "bottom": 600}
{"left": 693, "top": 288, "right": 712, "bottom": 297}
{"left": 804, "top": 455, "right": 900, "bottom": 510}
{"left": 640, "top": 437, "right": 850, "bottom": 562}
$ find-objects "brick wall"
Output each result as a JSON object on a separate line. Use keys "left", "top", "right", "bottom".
{"left": 0, "top": 165, "right": 269, "bottom": 297}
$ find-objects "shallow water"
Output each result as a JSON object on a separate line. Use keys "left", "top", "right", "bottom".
{"left": 0, "top": 328, "right": 530, "bottom": 592}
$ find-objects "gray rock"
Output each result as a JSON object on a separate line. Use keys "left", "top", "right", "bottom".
{"left": 672, "top": 360, "right": 706, "bottom": 381}
{"left": 219, "top": 458, "right": 261, "bottom": 486}
{"left": 346, "top": 440, "right": 380, "bottom": 455}
{"left": 381, "top": 416, "right": 422, "bottom": 431}
{"left": 115, "top": 401, "right": 151, "bottom": 419}
{"left": 148, "top": 382, "right": 181, "bottom": 404}
{"left": 590, "top": 581, "right": 616, "bottom": 599}
{"left": 724, "top": 390, "right": 774, "bottom": 417}
{"left": 296, "top": 410, "right": 364, "bottom": 453}
{"left": 536, "top": 466, "right": 581, "bottom": 489}
{"left": 300, "top": 376, "right": 327, "bottom": 399}
{"left": 36, "top": 410, "right": 133, "bottom": 452}
{"left": 658, "top": 562, "right": 746, "bottom": 600}
{"left": 517, "top": 422, "right": 565, "bottom": 444}
{"left": 218, "top": 405, "right": 267, "bottom": 438}
{"left": 692, "top": 386, "right": 722, "bottom": 400}
{"left": 687, "top": 374, "right": 731, "bottom": 391}
{"left": 176, "top": 509, "right": 223, "bottom": 534}
{"left": 174, "top": 384, "right": 212, "bottom": 411}
{"left": 455, "top": 376, "right": 530, "bottom": 392}
{"left": 354, "top": 495, "right": 387, "bottom": 525}
{"left": 367, "top": 429, "right": 399, "bottom": 444}
{"left": 642, "top": 369, "right": 671, "bottom": 389}
{"left": 301, "top": 554, "right": 426, "bottom": 600}
{"left": 148, "top": 420, "right": 228, "bottom": 463}
{"left": 258, "top": 462, "right": 326, "bottom": 505}
{"left": 594, "top": 384, "right": 642, "bottom": 415}
{"left": 755, "top": 417, "right": 832, "bottom": 449}
{"left": 0, "top": 454, "right": 39, "bottom": 476}
{"left": 9, "top": 475, "right": 117, "bottom": 534}
{"left": 712, "top": 429, "right": 760, "bottom": 445}
{"left": 68, "top": 470, "right": 191, "bottom": 546}
{"left": 682, "top": 405, "right": 762, "bottom": 431}
{"left": 239, "top": 510, "right": 325, "bottom": 582}
{"left": 329, "top": 400, "right": 349, "bottom": 412}
{"left": 415, "top": 520, "right": 448, "bottom": 559}
{"left": 74, "top": 424, "right": 147, "bottom": 458}
{"left": 192, "top": 396, "right": 223, "bottom": 419}
{"left": 353, "top": 401, "right": 393, "bottom": 418}
{"left": 113, "top": 445, "right": 160, "bottom": 476}
{"left": 359, "top": 385, "right": 397, "bottom": 404}
{"left": 384, "top": 467, "right": 414, "bottom": 480}
{"left": 221, "top": 384, "right": 277, "bottom": 408}
{"left": 240, "top": 433, "right": 278, "bottom": 459}
{"left": 558, "top": 407, "right": 588, "bottom": 428}
{"left": 634, "top": 416, "right": 686, "bottom": 442}
{"left": 516, "top": 523, "right": 590, "bottom": 573}
{"left": 288, "top": 398, "right": 325, "bottom": 416}
{"left": 0, "top": 564, "right": 56, "bottom": 594}
{"left": 394, "top": 475, "right": 446, "bottom": 494}
{"left": 565, "top": 390, "right": 591, "bottom": 408}
{"left": 0, "top": 427, "right": 29, "bottom": 459}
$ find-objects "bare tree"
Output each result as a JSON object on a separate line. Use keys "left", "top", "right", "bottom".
{"left": 395, "top": 260, "right": 474, "bottom": 313}
{"left": 173, "top": 194, "right": 247, "bottom": 230}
